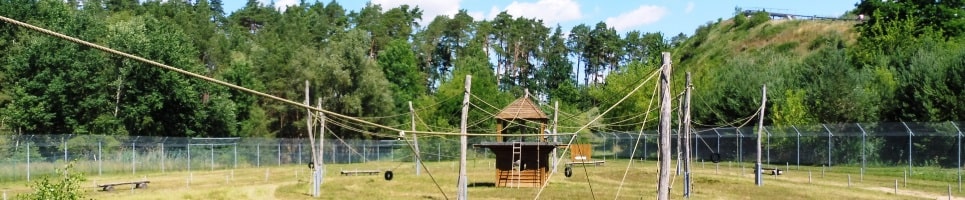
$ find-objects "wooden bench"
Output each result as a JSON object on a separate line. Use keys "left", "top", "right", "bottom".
{"left": 97, "top": 181, "right": 150, "bottom": 191}
{"left": 340, "top": 170, "right": 380, "bottom": 176}
{"left": 754, "top": 168, "right": 784, "bottom": 175}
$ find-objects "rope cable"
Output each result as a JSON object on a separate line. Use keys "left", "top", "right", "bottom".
{"left": 533, "top": 69, "right": 661, "bottom": 199}
{"left": 613, "top": 79, "right": 659, "bottom": 199}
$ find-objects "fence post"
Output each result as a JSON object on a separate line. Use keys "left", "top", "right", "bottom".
{"left": 737, "top": 129, "right": 743, "bottom": 168}
{"left": 793, "top": 125, "right": 801, "bottom": 170}
{"left": 26, "top": 136, "right": 30, "bottom": 182}
{"left": 234, "top": 143, "right": 238, "bottom": 169}
{"left": 98, "top": 139, "right": 102, "bottom": 176}
{"left": 257, "top": 143, "right": 261, "bottom": 167}
{"left": 644, "top": 134, "right": 648, "bottom": 160}
{"left": 161, "top": 142, "right": 165, "bottom": 173}
{"left": 822, "top": 124, "right": 832, "bottom": 168}
{"left": 299, "top": 141, "right": 303, "bottom": 165}
{"left": 210, "top": 144, "right": 214, "bottom": 170}
{"left": 765, "top": 127, "right": 770, "bottom": 165}
{"left": 132, "top": 136, "right": 139, "bottom": 175}
{"left": 63, "top": 135, "right": 67, "bottom": 162}
{"left": 856, "top": 123, "right": 867, "bottom": 182}
{"left": 694, "top": 133, "right": 699, "bottom": 162}
{"left": 188, "top": 141, "right": 192, "bottom": 174}
{"left": 714, "top": 128, "right": 721, "bottom": 162}
{"left": 277, "top": 142, "right": 281, "bottom": 165}
{"left": 901, "top": 122, "right": 913, "bottom": 173}
{"left": 952, "top": 121, "right": 962, "bottom": 192}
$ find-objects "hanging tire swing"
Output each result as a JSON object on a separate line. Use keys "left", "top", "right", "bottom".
{"left": 710, "top": 153, "right": 722, "bottom": 163}
{"left": 564, "top": 166, "right": 573, "bottom": 177}
{"left": 384, "top": 171, "right": 394, "bottom": 181}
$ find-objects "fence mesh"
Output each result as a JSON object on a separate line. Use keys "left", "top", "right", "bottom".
{"left": 0, "top": 121, "right": 962, "bottom": 185}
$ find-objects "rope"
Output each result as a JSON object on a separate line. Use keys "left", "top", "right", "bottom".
{"left": 534, "top": 69, "right": 661, "bottom": 199}
{"left": 398, "top": 137, "right": 450, "bottom": 200}
{"left": 613, "top": 79, "right": 659, "bottom": 199}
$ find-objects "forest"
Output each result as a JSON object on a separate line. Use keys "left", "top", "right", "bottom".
{"left": 0, "top": 0, "right": 964, "bottom": 141}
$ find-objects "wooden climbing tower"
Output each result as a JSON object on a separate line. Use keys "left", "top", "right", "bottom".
{"left": 475, "top": 91, "right": 560, "bottom": 188}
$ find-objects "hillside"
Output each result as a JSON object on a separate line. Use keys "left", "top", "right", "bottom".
{"left": 672, "top": 15, "right": 862, "bottom": 125}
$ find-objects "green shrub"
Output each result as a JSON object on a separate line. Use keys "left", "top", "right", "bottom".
{"left": 19, "top": 163, "right": 86, "bottom": 200}
{"left": 739, "top": 11, "right": 771, "bottom": 30}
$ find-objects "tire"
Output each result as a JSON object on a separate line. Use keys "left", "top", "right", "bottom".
{"left": 710, "top": 153, "right": 721, "bottom": 163}
{"left": 308, "top": 162, "right": 314, "bottom": 169}
{"left": 564, "top": 166, "right": 573, "bottom": 177}
{"left": 384, "top": 170, "right": 394, "bottom": 181}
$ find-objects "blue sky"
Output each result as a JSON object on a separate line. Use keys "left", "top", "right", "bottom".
{"left": 224, "top": 0, "right": 859, "bottom": 37}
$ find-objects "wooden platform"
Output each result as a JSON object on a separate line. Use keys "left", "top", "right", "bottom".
{"left": 496, "top": 169, "right": 545, "bottom": 187}
{"left": 475, "top": 142, "right": 560, "bottom": 188}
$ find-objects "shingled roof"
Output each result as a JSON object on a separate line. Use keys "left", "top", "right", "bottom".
{"left": 495, "top": 92, "right": 547, "bottom": 120}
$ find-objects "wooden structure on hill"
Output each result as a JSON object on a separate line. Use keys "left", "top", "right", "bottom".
{"left": 475, "top": 92, "right": 560, "bottom": 188}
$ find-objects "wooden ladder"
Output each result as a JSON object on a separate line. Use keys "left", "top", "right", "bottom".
{"left": 512, "top": 142, "right": 523, "bottom": 188}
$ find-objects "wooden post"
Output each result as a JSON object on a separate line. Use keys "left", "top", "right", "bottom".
{"left": 683, "top": 72, "right": 693, "bottom": 198}
{"left": 318, "top": 98, "right": 325, "bottom": 184}
{"left": 410, "top": 101, "right": 421, "bottom": 176}
{"left": 304, "top": 81, "right": 318, "bottom": 197}
{"left": 496, "top": 121, "right": 504, "bottom": 142}
{"left": 657, "top": 52, "right": 672, "bottom": 200}
{"left": 457, "top": 75, "right": 471, "bottom": 200}
{"left": 552, "top": 101, "right": 559, "bottom": 173}
{"left": 756, "top": 85, "right": 766, "bottom": 186}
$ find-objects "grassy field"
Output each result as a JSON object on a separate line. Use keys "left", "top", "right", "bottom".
{"left": 0, "top": 158, "right": 962, "bottom": 199}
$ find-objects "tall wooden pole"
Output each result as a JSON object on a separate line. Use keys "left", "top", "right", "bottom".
{"left": 304, "top": 81, "right": 318, "bottom": 197}
{"left": 317, "top": 98, "right": 325, "bottom": 184}
{"left": 458, "top": 75, "right": 471, "bottom": 200}
{"left": 755, "top": 85, "right": 767, "bottom": 186}
{"left": 552, "top": 101, "right": 560, "bottom": 173}
{"left": 683, "top": 72, "right": 693, "bottom": 198}
{"left": 410, "top": 101, "right": 421, "bottom": 176}
{"left": 657, "top": 52, "right": 673, "bottom": 200}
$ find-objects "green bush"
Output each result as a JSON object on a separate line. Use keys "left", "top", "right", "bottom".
{"left": 739, "top": 11, "right": 771, "bottom": 30}
{"left": 19, "top": 163, "right": 87, "bottom": 200}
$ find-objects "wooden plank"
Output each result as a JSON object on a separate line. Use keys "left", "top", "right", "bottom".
{"left": 339, "top": 170, "right": 380, "bottom": 176}
{"left": 98, "top": 181, "right": 150, "bottom": 191}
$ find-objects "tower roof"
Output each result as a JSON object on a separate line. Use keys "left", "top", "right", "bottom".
{"left": 495, "top": 91, "right": 547, "bottom": 120}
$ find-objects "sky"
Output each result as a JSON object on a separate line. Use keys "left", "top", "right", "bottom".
{"left": 223, "top": 0, "right": 859, "bottom": 37}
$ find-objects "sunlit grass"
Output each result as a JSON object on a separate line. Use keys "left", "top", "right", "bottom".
{"left": 0, "top": 158, "right": 959, "bottom": 199}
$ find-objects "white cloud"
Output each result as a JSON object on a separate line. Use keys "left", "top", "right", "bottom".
{"left": 605, "top": 5, "right": 668, "bottom": 32}
{"left": 685, "top": 2, "right": 695, "bottom": 14}
{"left": 258, "top": 0, "right": 298, "bottom": 12}
{"left": 486, "top": 0, "right": 583, "bottom": 25}
{"left": 372, "top": 0, "right": 462, "bottom": 21}
{"left": 467, "top": 11, "right": 485, "bottom": 20}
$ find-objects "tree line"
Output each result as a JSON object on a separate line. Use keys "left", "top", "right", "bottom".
{"left": 1, "top": 0, "right": 963, "bottom": 141}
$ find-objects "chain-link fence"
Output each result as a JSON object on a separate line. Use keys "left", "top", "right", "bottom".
{"left": 2, "top": 121, "right": 962, "bottom": 188}
{"left": 0, "top": 135, "right": 414, "bottom": 183}
{"left": 594, "top": 122, "right": 963, "bottom": 169}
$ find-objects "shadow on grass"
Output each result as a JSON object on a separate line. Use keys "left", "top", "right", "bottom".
{"left": 468, "top": 182, "right": 495, "bottom": 187}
